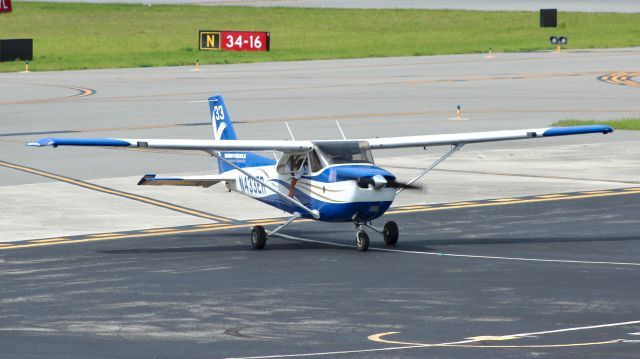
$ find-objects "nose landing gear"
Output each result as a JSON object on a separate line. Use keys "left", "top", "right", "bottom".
{"left": 355, "top": 230, "right": 369, "bottom": 251}
{"left": 353, "top": 220, "right": 399, "bottom": 252}
{"left": 250, "top": 213, "right": 399, "bottom": 252}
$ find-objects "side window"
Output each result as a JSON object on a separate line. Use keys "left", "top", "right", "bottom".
{"left": 309, "top": 150, "right": 322, "bottom": 172}
{"left": 277, "top": 154, "right": 292, "bottom": 174}
{"left": 278, "top": 154, "right": 311, "bottom": 174}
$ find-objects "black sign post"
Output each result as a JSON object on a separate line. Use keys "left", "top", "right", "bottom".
{"left": 540, "top": 9, "right": 567, "bottom": 52}
{"left": 0, "top": 39, "right": 33, "bottom": 62}
{"left": 540, "top": 9, "right": 557, "bottom": 28}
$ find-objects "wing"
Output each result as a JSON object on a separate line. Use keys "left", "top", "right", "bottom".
{"left": 363, "top": 125, "right": 613, "bottom": 149}
{"left": 137, "top": 174, "right": 234, "bottom": 188}
{"left": 28, "top": 125, "right": 613, "bottom": 153}
{"left": 27, "top": 138, "right": 313, "bottom": 153}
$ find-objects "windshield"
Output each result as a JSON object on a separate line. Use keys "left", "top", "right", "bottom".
{"left": 315, "top": 142, "right": 374, "bottom": 166}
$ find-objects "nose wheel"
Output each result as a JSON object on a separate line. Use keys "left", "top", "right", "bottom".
{"left": 355, "top": 230, "right": 369, "bottom": 251}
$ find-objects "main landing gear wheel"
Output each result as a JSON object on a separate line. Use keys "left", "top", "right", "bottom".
{"left": 383, "top": 221, "right": 399, "bottom": 246}
{"left": 356, "top": 230, "right": 369, "bottom": 252}
{"left": 251, "top": 225, "right": 267, "bottom": 250}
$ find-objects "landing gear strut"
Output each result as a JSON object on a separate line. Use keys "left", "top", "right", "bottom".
{"left": 250, "top": 212, "right": 301, "bottom": 250}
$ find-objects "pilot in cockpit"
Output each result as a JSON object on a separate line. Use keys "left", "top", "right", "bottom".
{"left": 287, "top": 156, "right": 309, "bottom": 198}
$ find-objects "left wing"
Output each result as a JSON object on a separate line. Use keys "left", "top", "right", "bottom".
{"left": 362, "top": 125, "right": 613, "bottom": 149}
{"left": 137, "top": 174, "right": 234, "bottom": 188}
{"left": 27, "top": 138, "right": 313, "bottom": 153}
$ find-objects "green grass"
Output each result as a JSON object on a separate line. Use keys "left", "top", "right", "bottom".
{"left": 2, "top": 3, "right": 640, "bottom": 71}
{"left": 552, "top": 119, "right": 640, "bottom": 131}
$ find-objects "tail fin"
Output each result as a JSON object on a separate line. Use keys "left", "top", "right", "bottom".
{"left": 209, "top": 95, "right": 238, "bottom": 141}
{"left": 208, "top": 95, "right": 275, "bottom": 173}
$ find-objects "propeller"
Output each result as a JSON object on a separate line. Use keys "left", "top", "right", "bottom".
{"left": 356, "top": 175, "right": 424, "bottom": 191}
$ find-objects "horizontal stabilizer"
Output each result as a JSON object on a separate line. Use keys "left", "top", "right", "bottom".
{"left": 138, "top": 174, "right": 235, "bottom": 188}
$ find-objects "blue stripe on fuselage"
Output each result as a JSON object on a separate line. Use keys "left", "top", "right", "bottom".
{"left": 306, "top": 164, "right": 395, "bottom": 183}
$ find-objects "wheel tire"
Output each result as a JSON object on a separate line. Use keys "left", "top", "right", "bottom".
{"left": 383, "top": 221, "right": 399, "bottom": 245}
{"left": 251, "top": 225, "right": 267, "bottom": 250}
{"left": 356, "top": 230, "right": 369, "bottom": 252}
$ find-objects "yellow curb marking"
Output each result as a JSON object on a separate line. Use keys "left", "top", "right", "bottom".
{"left": 32, "top": 238, "right": 70, "bottom": 243}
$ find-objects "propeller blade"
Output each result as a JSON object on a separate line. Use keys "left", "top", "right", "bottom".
{"left": 348, "top": 175, "right": 424, "bottom": 191}
{"left": 386, "top": 179, "right": 424, "bottom": 191}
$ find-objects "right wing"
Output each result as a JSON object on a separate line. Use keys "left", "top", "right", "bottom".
{"left": 137, "top": 174, "right": 235, "bottom": 188}
{"left": 363, "top": 125, "right": 613, "bottom": 149}
{"left": 28, "top": 138, "right": 313, "bottom": 153}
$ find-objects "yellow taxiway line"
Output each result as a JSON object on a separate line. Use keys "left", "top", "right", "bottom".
{"left": 0, "top": 160, "right": 231, "bottom": 222}
{"left": 1, "top": 187, "right": 639, "bottom": 251}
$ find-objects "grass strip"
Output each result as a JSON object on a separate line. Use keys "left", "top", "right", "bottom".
{"left": 1, "top": 3, "right": 640, "bottom": 72}
{"left": 552, "top": 119, "right": 640, "bottom": 131}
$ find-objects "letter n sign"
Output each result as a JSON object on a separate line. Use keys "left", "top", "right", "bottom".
{"left": 199, "top": 31, "right": 221, "bottom": 50}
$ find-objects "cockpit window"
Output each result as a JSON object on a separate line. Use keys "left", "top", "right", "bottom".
{"left": 315, "top": 142, "right": 374, "bottom": 166}
{"left": 276, "top": 143, "right": 374, "bottom": 174}
{"left": 309, "top": 150, "right": 322, "bottom": 172}
{"left": 277, "top": 153, "right": 310, "bottom": 174}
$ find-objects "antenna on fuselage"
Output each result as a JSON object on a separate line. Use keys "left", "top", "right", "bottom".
{"left": 285, "top": 122, "right": 296, "bottom": 140}
{"left": 336, "top": 121, "right": 347, "bottom": 140}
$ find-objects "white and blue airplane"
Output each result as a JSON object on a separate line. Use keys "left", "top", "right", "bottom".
{"left": 29, "top": 95, "right": 613, "bottom": 251}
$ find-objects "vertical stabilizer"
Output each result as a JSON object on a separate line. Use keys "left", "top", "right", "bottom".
{"left": 208, "top": 95, "right": 275, "bottom": 173}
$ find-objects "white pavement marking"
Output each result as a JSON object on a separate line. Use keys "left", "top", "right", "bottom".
{"left": 273, "top": 233, "right": 640, "bottom": 267}
{"left": 223, "top": 319, "right": 640, "bottom": 359}
{"left": 508, "top": 320, "right": 640, "bottom": 338}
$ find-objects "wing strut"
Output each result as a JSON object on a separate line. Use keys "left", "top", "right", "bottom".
{"left": 396, "top": 143, "right": 464, "bottom": 195}
{"left": 211, "top": 152, "right": 320, "bottom": 219}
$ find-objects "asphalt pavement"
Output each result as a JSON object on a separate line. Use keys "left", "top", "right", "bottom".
{"left": 1, "top": 190, "right": 639, "bottom": 359}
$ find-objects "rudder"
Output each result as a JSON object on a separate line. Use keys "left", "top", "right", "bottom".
{"left": 208, "top": 95, "right": 275, "bottom": 173}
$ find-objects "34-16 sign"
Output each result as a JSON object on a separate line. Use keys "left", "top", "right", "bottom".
{"left": 1, "top": 0, "right": 12, "bottom": 13}
{"left": 199, "top": 30, "right": 269, "bottom": 52}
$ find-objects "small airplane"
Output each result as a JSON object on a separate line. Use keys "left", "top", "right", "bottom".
{"left": 29, "top": 95, "right": 613, "bottom": 251}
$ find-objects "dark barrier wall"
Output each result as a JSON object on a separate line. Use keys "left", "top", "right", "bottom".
{"left": 0, "top": 39, "right": 33, "bottom": 61}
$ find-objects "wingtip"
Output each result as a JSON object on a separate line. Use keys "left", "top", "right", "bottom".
{"left": 26, "top": 138, "right": 53, "bottom": 147}
{"left": 543, "top": 125, "right": 615, "bottom": 137}
{"left": 137, "top": 174, "right": 156, "bottom": 185}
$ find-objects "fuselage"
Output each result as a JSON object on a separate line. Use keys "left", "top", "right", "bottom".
{"left": 226, "top": 163, "right": 397, "bottom": 222}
